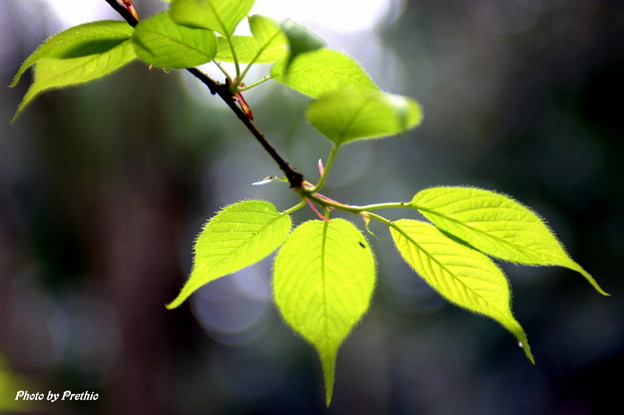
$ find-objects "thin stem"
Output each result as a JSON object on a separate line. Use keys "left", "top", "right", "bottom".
{"left": 364, "top": 211, "right": 394, "bottom": 226}
{"left": 283, "top": 200, "right": 306, "bottom": 216}
{"left": 311, "top": 144, "right": 340, "bottom": 192}
{"left": 234, "top": 28, "right": 283, "bottom": 88}
{"left": 303, "top": 191, "right": 409, "bottom": 215}
{"left": 237, "top": 75, "right": 272, "bottom": 92}
{"left": 212, "top": 60, "right": 232, "bottom": 82}
{"left": 226, "top": 36, "right": 241, "bottom": 79}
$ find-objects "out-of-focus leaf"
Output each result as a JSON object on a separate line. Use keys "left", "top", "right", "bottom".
{"left": 307, "top": 88, "right": 423, "bottom": 144}
{"left": 271, "top": 49, "right": 377, "bottom": 98}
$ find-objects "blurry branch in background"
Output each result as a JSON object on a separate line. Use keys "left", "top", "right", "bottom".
{"left": 103, "top": 0, "right": 305, "bottom": 188}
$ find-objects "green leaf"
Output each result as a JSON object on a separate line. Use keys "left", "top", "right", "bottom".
{"left": 167, "top": 200, "right": 292, "bottom": 309}
{"left": 13, "top": 40, "right": 136, "bottom": 121}
{"left": 132, "top": 12, "right": 217, "bottom": 69}
{"left": 410, "top": 187, "right": 609, "bottom": 295}
{"left": 169, "top": 0, "right": 255, "bottom": 37}
{"left": 273, "top": 219, "right": 376, "bottom": 405}
{"left": 10, "top": 20, "right": 134, "bottom": 87}
{"left": 249, "top": 15, "right": 288, "bottom": 62}
{"left": 215, "top": 35, "right": 286, "bottom": 63}
{"left": 271, "top": 49, "right": 378, "bottom": 98}
{"left": 279, "top": 19, "right": 326, "bottom": 69}
{"left": 390, "top": 219, "right": 534, "bottom": 363}
{"left": 307, "top": 88, "right": 423, "bottom": 144}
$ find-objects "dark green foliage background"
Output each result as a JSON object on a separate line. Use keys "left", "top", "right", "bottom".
{"left": 1, "top": 1, "right": 622, "bottom": 414}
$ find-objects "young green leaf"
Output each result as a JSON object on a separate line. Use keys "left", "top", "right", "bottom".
{"left": 13, "top": 40, "right": 136, "bottom": 121}
{"left": 169, "top": 0, "right": 255, "bottom": 37}
{"left": 249, "top": 15, "right": 288, "bottom": 62}
{"left": 214, "top": 35, "right": 286, "bottom": 63}
{"left": 271, "top": 49, "right": 378, "bottom": 98}
{"left": 167, "top": 200, "right": 292, "bottom": 309}
{"left": 390, "top": 219, "right": 534, "bottom": 363}
{"left": 279, "top": 19, "right": 326, "bottom": 69}
{"left": 410, "top": 187, "right": 608, "bottom": 295}
{"left": 273, "top": 219, "right": 376, "bottom": 405}
{"left": 307, "top": 88, "right": 423, "bottom": 145}
{"left": 10, "top": 20, "right": 134, "bottom": 87}
{"left": 132, "top": 12, "right": 217, "bottom": 69}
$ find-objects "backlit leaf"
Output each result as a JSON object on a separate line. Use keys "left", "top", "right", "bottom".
{"left": 167, "top": 200, "right": 291, "bottom": 309}
{"left": 279, "top": 19, "right": 326, "bottom": 69}
{"left": 170, "top": 0, "right": 255, "bottom": 37}
{"left": 132, "top": 12, "right": 217, "bottom": 69}
{"left": 249, "top": 15, "right": 288, "bottom": 62}
{"left": 13, "top": 40, "right": 136, "bottom": 120}
{"left": 10, "top": 20, "right": 133, "bottom": 87}
{"left": 307, "top": 88, "right": 423, "bottom": 144}
{"left": 411, "top": 187, "right": 608, "bottom": 295}
{"left": 390, "top": 219, "right": 534, "bottom": 362}
{"left": 215, "top": 35, "right": 286, "bottom": 63}
{"left": 271, "top": 49, "right": 377, "bottom": 98}
{"left": 273, "top": 219, "right": 376, "bottom": 405}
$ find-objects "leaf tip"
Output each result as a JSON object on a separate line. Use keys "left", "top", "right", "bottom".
{"left": 321, "top": 352, "right": 336, "bottom": 407}
{"left": 570, "top": 261, "right": 610, "bottom": 296}
{"left": 519, "top": 341, "right": 536, "bottom": 365}
{"left": 165, "top": 291, "right": 189, "bottom": 310}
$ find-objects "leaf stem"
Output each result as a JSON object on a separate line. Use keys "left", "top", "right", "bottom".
{"left": 226, "top": 36, "right": 242, "bottom": 79}
{"left": 310, "top": 145, "right": 340, "bottom": 193}
{"left": 237, "top": 75, "right": 272, "bottom": 91}
{"left": 212, "top": 60, "right": 232, "bottom": 82}
{"left": 282, "top": 200, "right": 306, "bottom": 216}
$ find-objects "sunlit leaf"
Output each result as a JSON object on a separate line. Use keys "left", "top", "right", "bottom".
{"left": 249, "top": 15, "right": 288, "bottom": 62}
{"left": 279, "top": 19, "right": 326, "bottom": 69}
{"left": 411, "top": 187, "right": 608, "bottom": 295}
{"left": 273, "top": 219, "right": 376, "bottom": 405}
{"left": 215, "top": 35, "right": 286, "bottom": 63}
{"left": 170, "top": 0, "right": 255, "bottom": 37}
{"left": 271, "top": 49, "right": 377, "bottom": 98}
{"left": 390, "top": 219, "right": 534, "bottom": 363}
{"left": 13, "top": 40, "right": 136, "bottom": 120}
{"left": 132, "top": 12, "right": 217, "bottom": 69}
{"left": 167, "top": 200, "right": 291, "bottom": 309}
{"left": 307, "top": 88, "right": 423, "bottom": 144}
{"left": 10, "top": 20, "right": 134, "bottom": 88}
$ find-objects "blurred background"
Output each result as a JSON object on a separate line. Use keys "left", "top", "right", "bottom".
{"left": 1, "top": 0, "right": 623, "bottom": 414}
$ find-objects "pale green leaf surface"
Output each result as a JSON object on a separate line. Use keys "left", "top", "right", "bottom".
{"left": 11, "top": 20, "right": 133, "bottom": 87}
{"left": 132, "top": 12, "right": 217, "bottom": 69}
{"left": 167, "top": 200, "right": 291, "bottom": 309}
{"left": 249, "top": 15, "right": 288, "bottom": 62}
{"left": 170, "top": 0, "right": 255, "bottom": 37}
{"left": 390, "top": 219, "right": 534, "bottom": 362}
{"left": 215, "top": 35, "right": 286, "bottom": 63}
{"left": 279, "top": 19, "right": 326, "bottom": 69}
{"left": 307, "top": 88, "right": 423, "bottom": 144}
{"left": 273, "top": 219, "right": 376, "bottom": 405}
{"left": 411, "top": 186, "right": 608, "bottom": 295}
{"left": 271, "top": 49, "right": 377, "bottom": 98}
{"left": 13, "top": 40, "right": 136, "bottom": 120}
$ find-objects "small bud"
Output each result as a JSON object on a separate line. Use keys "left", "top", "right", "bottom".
{"left": 118, "top": 0, "right": 139, "bottom": 21}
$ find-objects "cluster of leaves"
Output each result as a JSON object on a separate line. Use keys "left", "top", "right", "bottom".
{"left": 10, "top": 0, "right": 608, "bottom": 406}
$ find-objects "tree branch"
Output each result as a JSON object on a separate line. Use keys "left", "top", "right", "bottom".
{"left": 104, "top": 0, "right": 304, "bottom": 188}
